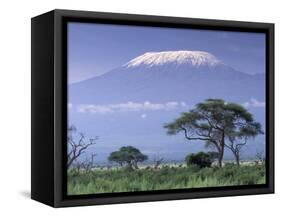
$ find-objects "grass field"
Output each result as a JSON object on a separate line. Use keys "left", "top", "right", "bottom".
{"left": 67, "top": 164, "right": 266, "bottom": 195}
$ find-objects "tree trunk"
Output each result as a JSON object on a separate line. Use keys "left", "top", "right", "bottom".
{"left": 133, "top": 162, "right": 139, "bottom": 169}
{"left": 67, "top": 157, "right": 75, "bottom": 169}
{"left": 229, "top": 148, "right": 240, "bottom": 166}
{"left": 214, "top": 143, "right": 224, "bottom": 168}
{"left": 234, "top": 153, "right": 240, "bottom": 166}
{"left": 218, "top": 133, "right": 225, "bottom": 168}
{"left": 218, "top": 150, "right": 224, "bottom": 168}
{"left": 126, "top": 162, "right": 133, "bottom": 170}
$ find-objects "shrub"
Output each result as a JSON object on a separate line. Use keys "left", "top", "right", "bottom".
{"left": 185, "top": 152, "right": 213, "bottom": 168}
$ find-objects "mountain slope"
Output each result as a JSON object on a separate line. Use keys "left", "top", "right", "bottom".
{"left": 69, "top": 50, "right": 265, "bottom": 105}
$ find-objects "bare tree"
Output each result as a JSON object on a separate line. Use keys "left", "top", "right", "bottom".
{"left": 153, "top": 156, "right": 164, "bottom": 169}
{"left": 81, "top": 154, "right": 97, "bottom": 172}
{"left": 71, "top": 153, "right": 97, "bottom": 175}
{"left": 255, "top": 150, "right": 265, "bottom": 165}
{"left": 67, "top": 125, "right": 98, "bottom": 168}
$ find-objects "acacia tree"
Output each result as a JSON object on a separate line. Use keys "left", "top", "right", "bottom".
{"left": 108, "top": 146, "right": 148, "bottom": 170}
{"left": 225, "top": 123, "right": 262, "bottom": 166}
{"left": 67, "top": 125, "right": 98, "bottom": 168}
{"left": 164, "top": 99, "right": 262, "bottom": 167}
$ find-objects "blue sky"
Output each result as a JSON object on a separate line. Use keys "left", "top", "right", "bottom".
{"left": 68, "top": 22, "right": 265, "bottom": 83}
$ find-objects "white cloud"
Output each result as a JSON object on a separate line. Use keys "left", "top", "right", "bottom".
{"left": 243, "top": 98, "right": 265, "bottom": 108}
{"left": 76, "top": 101, "right": 189, "bottom": 114}
{"left": 68, "top": 103, "right": 73, "bottom": 109}
{"left": 180, "top": 101, "right": 187, "bottom": 107}
{"left": 141, "top": 114, "right": 147, "bottom": 119}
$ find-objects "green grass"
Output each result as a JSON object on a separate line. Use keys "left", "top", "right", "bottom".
{"left": 67, "top": 164, "right": 266, "bottom": 195}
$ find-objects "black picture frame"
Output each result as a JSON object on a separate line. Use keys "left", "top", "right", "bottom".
{"left": 31, "top": 9, "right": 274, "bottom": 207}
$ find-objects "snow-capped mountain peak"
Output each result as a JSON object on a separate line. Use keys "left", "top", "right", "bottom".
{"left": 124, "top": 50, "right": 222, "bottom": 68}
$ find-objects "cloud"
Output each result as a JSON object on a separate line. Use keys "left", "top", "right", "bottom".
{"left": 76, "top": 101, "right": 189, "bottom": 114}
{"left": 243, "top": 98, "right": 265, "bottom": 108}
{"left": 141, "top": 114, "right": 147, "bottom": 119}
{"left": 68, "top": 103, "right": 73, "bottom": 109}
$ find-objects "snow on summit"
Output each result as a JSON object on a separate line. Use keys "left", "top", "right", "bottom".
{"left": 124, "top": 51, "right": 222, "bottom": 68}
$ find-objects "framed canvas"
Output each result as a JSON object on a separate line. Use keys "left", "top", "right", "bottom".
{"left": 31, "top": 9, "right": 274, "bottom": 207}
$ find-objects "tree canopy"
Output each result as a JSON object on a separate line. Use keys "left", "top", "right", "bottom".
{"left": 108, "top": 146, "right": 148, "bottom": 169}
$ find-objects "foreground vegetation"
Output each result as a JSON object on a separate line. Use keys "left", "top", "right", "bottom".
{"left": 68, "top": 164, "right": 265, "bottom": 195}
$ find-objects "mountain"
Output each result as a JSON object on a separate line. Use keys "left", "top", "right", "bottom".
{"left": 69, "top": 50, "right": 265, "bottom": 105}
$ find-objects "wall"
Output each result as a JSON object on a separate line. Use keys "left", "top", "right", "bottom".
{"left": 0, "top": 0, "right": 279, "bottom": 216}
